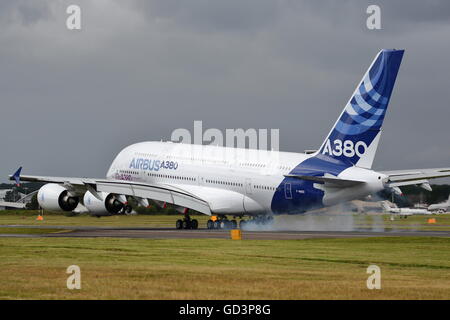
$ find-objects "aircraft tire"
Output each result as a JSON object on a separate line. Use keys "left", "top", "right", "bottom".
{"left": 182, "top": 220, "right": 190, "bottom": 229}
{"left": 124, "top": 205, "right": 132, "bottom": 214}
{"left": 191, "top": 219, "right": 198, "bottom": 229}
{"left": 176, "top": 219, "right": 183, "bottom": 230}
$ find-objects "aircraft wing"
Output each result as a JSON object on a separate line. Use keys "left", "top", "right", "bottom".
{"left": 381, "top": 168, "right": 450, "bottom": 188}
{"left": 10, "top": 171, "right": 260, "bottom": 215}
{"left": 9, "top": 173, "right": 212, "bottom": 215}
{"left": 9, "top": 174, "right": 89, "bottom": 185}
{"left": 93, "top": 180, "right": 213, "bottom": 215}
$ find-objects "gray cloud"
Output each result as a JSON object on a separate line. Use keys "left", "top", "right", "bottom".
{"left": 0, "top": 0, "right": 52, "bottom": 26}
{"left": 132, "top": 0, "right": 283, "bottom": 33}
{"left": 0, "top": 0, "right": 449, "bottom": 183}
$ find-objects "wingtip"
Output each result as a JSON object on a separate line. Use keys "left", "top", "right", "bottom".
{"left": 12, "top": 166, "right": 22, "bottom": 186}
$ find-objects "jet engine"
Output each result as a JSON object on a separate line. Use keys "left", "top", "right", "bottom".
{"left": 83, "top": 191, "right": 130, "bottom": 216}
{"left": 37, "top": 183, "right": 80, "bottom": 212}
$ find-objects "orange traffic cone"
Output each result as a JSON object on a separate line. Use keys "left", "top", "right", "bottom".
{"left": 37, "top": 209, "right": 44, "bottom": 221}
{"left": 230, "top": 229, "right": 242, "bottom": 240}
{"left": 427, "top": 218, "right": 436, "bottom": 224}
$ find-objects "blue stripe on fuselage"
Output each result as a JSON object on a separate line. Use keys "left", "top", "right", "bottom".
{"left": 270, "top": 154, "right": 352, "bottom": 214}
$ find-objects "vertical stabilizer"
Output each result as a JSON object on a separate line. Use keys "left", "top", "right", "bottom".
{"left": 317, "top": 49, "right": 404, "bottom": 168}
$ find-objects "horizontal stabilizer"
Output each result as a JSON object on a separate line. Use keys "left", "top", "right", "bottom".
{"left": 382, "top": 168, "right": 450, "bottom": 186}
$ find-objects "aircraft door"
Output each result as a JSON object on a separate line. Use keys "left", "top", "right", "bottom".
{"left": 245, "top": 178, "right": 252, "bottom": 195}
{"left": 285, "top": 182, "right": 292, "bottom": 199}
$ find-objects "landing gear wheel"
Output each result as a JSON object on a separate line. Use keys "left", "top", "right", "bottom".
{"left": 207, "top": 220, "right": 213, "bottom": 229}
{"left": 176, "top": 219, "right": 183, "bottom": 229}
{"left": 213, "top": 220, "right": 220, "bottom": 229}
{"left": 124, "top": 205, "right": 132, "bottom": 214}
{"left": 220, "top": 220, "right": 228, "bottom": 230}
{"left": 182, "top": 220, "right": 191, "bottom": 229}
{"left": 239, "top": 220, "right": 246, "bottom": 229}
{"left": 191, "top": 219, "right": 198, "bottom": 230}
{"left": 231, "top": 220, "right": 237, "bottom": 229}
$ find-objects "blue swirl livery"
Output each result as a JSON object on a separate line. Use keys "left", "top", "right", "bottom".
{"left": 271, "top": 49, "right": 404, "bottom": 214}
{"left": 318, "top": 49, "right": 404, "bottom": 168}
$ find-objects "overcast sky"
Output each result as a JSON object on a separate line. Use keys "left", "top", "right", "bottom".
{"left": 0, "top": 0, "right": 449, "bottom": 183}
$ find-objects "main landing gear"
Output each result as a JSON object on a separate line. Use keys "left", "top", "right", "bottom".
{"left": 175, "top": 213, "right": 198, "bottom": 230}
{"left": 206, "top": 216, "right": 238, "bottom": 230}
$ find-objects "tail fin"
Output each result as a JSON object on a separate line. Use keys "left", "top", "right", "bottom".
{"left": 12, "top": 167, "right": 22, "bottom": 186}
{"left": 318, "top": 49, "right": 404, "bottom": 168}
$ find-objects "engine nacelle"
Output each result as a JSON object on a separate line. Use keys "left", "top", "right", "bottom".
{"left": 37, "top": 183, "right": 80, "bottom": 212}
{"left": 83, "top": 191, "right": 125, "bottom": 216}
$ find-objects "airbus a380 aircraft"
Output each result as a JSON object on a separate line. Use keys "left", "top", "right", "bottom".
{"left": 10, "top": 49, "right": 450, "bottom": 230}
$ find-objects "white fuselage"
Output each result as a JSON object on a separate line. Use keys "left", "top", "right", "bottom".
{"left": 105, "top": 141, "right": 386, "bottom": 215}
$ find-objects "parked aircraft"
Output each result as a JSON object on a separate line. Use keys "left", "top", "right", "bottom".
{"left": 381, "top": 201, "right": 431, "bottom": 217}
{"left": 428, "top": 194, "right": 450, "bottom": 213}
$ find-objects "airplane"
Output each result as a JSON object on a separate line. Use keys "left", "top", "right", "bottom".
{"left": 9, "top": 49, "right": 450, "bottom": 230}
{"left": 428, "top": 194, "right": 450, "bottom": 213}
{"left": 380, "top": 201, "right": 431, "bottom": 217}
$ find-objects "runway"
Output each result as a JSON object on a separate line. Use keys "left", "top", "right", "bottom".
{"left": 0, "top": 225, "right": 449, "bottom": 240}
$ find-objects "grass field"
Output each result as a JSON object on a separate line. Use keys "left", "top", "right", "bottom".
{"left": 0, "top": 211, "right": 449, "bottom": 299}
{"left": 0, "top": 237, "right": 449, "bottom": 299}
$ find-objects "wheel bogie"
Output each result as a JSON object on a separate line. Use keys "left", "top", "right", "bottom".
{"left": 176, "top": 216, "right": 200, "bottom": 230}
